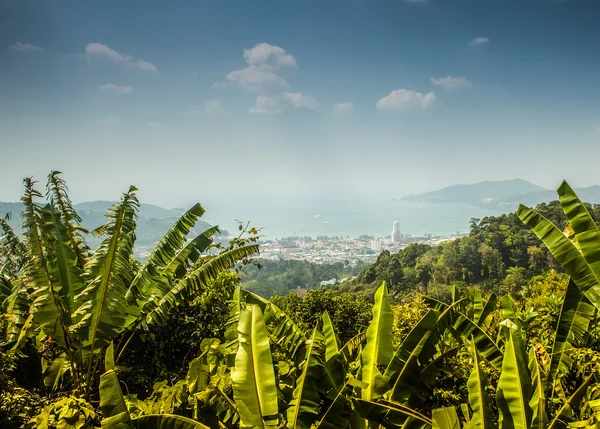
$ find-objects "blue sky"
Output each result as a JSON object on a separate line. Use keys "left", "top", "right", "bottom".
{"left": 1, "top": 0, "right": 600, "bottom": 210}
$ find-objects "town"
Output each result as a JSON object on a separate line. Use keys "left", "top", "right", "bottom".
{"left": 257, "top": 221, "right": 466, "bottom": 265}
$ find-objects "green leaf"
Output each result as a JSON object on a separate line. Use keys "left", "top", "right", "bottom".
{"left": 81, "top": 187, "right": 138, "bottom": 365}
{"left": 245, "top": 289, "right": 307, "bottom": 360}
{"left": 232, "top": 304, "right": 279, "bottom": 429}
{"left": 433, "top": 407, "right": 461, "bottom": 429}
{"left": 467, "top": 341, "right": 493, "bottom": 429}
{"left": 322, "top": 311, "right": 341, "bottom": 362}
{"left": 384, "top": 309, "right": 438, "bottom": 402}
{"left": 99, "top": 369, "right": 135, "bottom": 429}
{"left": 105, "top": 342, "right": 115, "bottom": 371}
{"left": 134, "top": 415, "right": 210, "bottom": 429}
{"left": 472, "top": 292, "right": 484, "bottom": 323}
{"left": 496, "top": 327, "right": 532, "bottom": 429}
{"left": 517, "top": 204, "right": 600, "bottom": 311}
{"left": 477, "top": 293, "right": 498, "bottom": 326}
{"left": 314, "top": 373, "right": 355, "bottom": 429}
{"left": 548, "top": 279, "right": 595, "bottom": 390}
{"left": 353, "top": 399, "right": 432, "bottom": 428}
{"left": 361, "top": 282, "right": 394, "bottom": 401}
{"left": 547, "top": 371, "right": 595, "bottom": 429}
{"left": 142, "top": 245, "right": 259, "bottom": 326}
{"left": 287, "top": 328, "right": 326, "bottom": 429}
{"left": 557, "top": 181, "right": 600, "bottom": 283}
{"left": 43, "top": 352, "right": 69, "bottom": 391}
{"left": 528, "top": 348, "right": 549, "bottom": 429}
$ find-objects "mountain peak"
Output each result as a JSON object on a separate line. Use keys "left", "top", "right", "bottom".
{"left": 403, "top": 179, "right": 547, "bottom": 205}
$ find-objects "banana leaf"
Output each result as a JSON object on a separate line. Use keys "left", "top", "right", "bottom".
{"left": 232, "top": 304, "right": 279, "bottom": 429}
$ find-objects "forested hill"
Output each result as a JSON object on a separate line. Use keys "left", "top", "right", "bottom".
{"left": 343, "top": 200, "right": 600, "bottom": 298}
{"left": 240, "top": 259, "right": 367, "bottom": 298}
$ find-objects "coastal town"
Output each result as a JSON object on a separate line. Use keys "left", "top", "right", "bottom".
{"left": 256, "top": 221, "right": 465, "bottom": 266}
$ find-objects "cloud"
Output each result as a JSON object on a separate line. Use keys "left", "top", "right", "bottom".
{"left": 243, "top": 42, "right": 297, "bottom": 69}
{"left": 282, "top": 92, "right": 319, "bottom": 109}
{"left": 203, "top": 98, "right": 224, "bottom": 113}
{"left": 250, "top": 95, "right": 284, "bottom": 114}
{"left": 430, "top": 75, "right": 472, "bottom": 91}
{"left": 98, "top": 83, "right": 134, "bottom": 94}
{"left": 469, "top": 37, "right": 490, "bottom": 46}
{"left": 222, "top": 43, "right": 296, "bottom": 91}
{"left": 332, "top": 102, "right": 354, "bottom": 115}
{"left": 226, "top": 65, "right": 290, "bottom": 91}
{"left": 134, "top": 59, "right": 159, "bottom": 73}
{"left": 10, "top": 42, "right": 42, "bottom": 53}
{"left": 85, "top": 43, "right": 159, "bottom": 73}
{"left": 250, "top": 92, "right": 318, "bottom": 114}
{"left": 376, "top": 89, "right": 436, "bottom": 111}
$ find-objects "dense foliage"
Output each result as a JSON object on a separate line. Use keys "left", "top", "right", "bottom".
{"left": 0, "top": 172, "right": 259, "bottom": 428}
{"left": 241, "top": 259, "right": 367, "bottom": 298}
{"left": 4, "top": 178, "right": 600, "bottom": 429}
{"left": 353, "top": 201, "right": 600, "bottom": 297}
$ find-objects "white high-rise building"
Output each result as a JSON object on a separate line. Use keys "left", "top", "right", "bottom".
{"left": 370, "top": 239, "right": 382, "bottom": 252}
{"left": 391, "top": 221, "right": 402, "bottom": 243}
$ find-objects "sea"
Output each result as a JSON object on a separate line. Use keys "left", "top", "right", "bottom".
{"left": 200, "top": 197, "right": 508, "bottom": 240}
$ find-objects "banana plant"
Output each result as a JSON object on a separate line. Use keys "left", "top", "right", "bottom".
{"left": 0, "top": 172, "right": 259, "bottom": 397}
{"left": 100, "top": 344, "right": 210, "bottom": 429}
{"left": 517, "top": 181, "right": 600, "bottom": 311}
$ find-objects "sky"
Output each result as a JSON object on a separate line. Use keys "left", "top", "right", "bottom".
{"left": 1, "top": 0, "right": 600, "bottom": 212}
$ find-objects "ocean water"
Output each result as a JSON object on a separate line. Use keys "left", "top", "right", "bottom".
{"left": 200, "top": 198, "right": 506, "bottom": 239}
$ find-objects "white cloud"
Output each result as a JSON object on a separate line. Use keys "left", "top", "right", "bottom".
{"left": 250, "top": 92, "right": 318, "bottom": 114}
{"left": 85, "top": 43, "right": 130, "bottom": 62}
{"left": 469, "top": 37, "right": 490, "bottom": 46}
{"left": 430, "top": 75, "right": 472, "bottom": 91}
{"left": 226, "top": 65, "right": 290, "bottom": 91}
{"left": 10, "top": 42, "right": 42, "bottom": 53}
{"left": 85, "top": 43, "right": 159, "bottom": 73}
{"left": 376, "top": 89, "right": 436, "bottom": 111}
{"left": 250, "top": 95, "right": 284, "bottom": 114}
{"left": 332, "top": 102, "right": 354, "bottom": 115}
{"left": 98, "top": 83, "right": 134, "bottom": 94}
{"left": 222, "top": 43, "right": 296, "bottom": 91}
{"left": 134, "top": 59, "right": 159, "bottom": 73}
{"left": 203, "top": 98, "right": 224, "bottom": 113}
{"left": 243, "top": 42, "right": 297, "bottom": 69}
{"left": 283, "top": 92, "right": 319, "bottom": 109}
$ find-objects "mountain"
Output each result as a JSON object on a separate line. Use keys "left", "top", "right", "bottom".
{"left": 402, "top": 179, "right": 600, "bottom": 210}
{"left": 402, "top": 179, "right": 547, "bottom": 205}
{"left": 75, "top": 201, "right": 181, "bottom": 219}
{"left": 0, "top": 200, "right": 212, "bottom": 248}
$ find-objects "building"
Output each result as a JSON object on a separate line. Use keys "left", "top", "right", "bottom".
{"left": 391, "top": 221, "right": 402, "bottom": 243}
{"left": 370, "top": 239, "right": 382, "bottom": 252}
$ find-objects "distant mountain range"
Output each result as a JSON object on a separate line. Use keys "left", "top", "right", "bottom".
{"left": 402, "top": 179, "right": 600, "bottom": 209}
{"left": 0, "top": 201, "right": 212, "bottom": 247}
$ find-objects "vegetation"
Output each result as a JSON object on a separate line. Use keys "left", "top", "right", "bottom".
{"left": 241, "top": 259, "right": 367, "bottom": 298}
{"left": 3, "top": 177, "right": 600, "bottom": 429}
{"left": 352, "top": 200, "right": 600, "bottom": 297}
{"left": 0, "top": 172, "right": 259, "bottom": 428}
